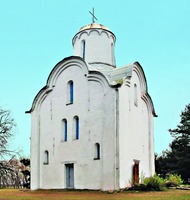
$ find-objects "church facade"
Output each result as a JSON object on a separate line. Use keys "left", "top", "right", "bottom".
{"left": 27, "top": 22, "right": 156, "bottom": 191}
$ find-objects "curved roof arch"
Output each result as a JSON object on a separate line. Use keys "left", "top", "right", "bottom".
{"left": 132, "top": 62, "right": 157, "bottom": 117}
{"left": 104, "top": 61, "right": 157, "bottom": 117}
{"left": 26, "top": 56, "right": 115, "bottom": 114}
{"left": 132, "top": 61, "right": 148, "bottom": 96}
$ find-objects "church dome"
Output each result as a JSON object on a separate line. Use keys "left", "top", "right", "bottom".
{"left": 79, "top": 23, "right": 110, "bottom": 32}
{"left": 73, "top": 23, "right": 116, "bottom": 67}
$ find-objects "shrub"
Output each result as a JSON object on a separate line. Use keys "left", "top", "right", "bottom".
{"left": 165, "top": 174, "right": 183, "bottom": 187}
{"left": 143, "top": 174, "right": 165, "bottom": 191}
{"left": 132, "top": 183, "right": 147, "bottom": 191}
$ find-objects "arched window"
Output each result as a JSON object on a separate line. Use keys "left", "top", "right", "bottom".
{"left": 44, "top": 150, "right": 49, "bottom": 165}
{"left": 73, "top": 116, "right": 79, "bottom": 140}
{"left": 67, "top": 81, "right": 74, "bottom": 104}
{"left": 62, "top": 119, "right": 67, "bottom": 141}
{"left": 94, "top": 143, "right": 100, "bottom": 160}
{"left": 81, "top": 40, "right": 86, "bottom": 59}
{"left": 134, "top": 83, "right": 138, "bottom": 107}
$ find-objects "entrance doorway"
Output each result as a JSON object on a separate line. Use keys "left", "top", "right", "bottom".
{"left": 65, "top": 164, "right": 74, "bottom": 188}
{"left": 133, "top": 161, "right": 139, "bottom": 184}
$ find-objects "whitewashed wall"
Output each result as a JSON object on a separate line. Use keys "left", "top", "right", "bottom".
{"left": 30, "top": 25, "right": 155, "bottom": 191}
{"left": 30, "top": 59, "right": 117, "bottom": 190}
{"left": 73, "top": 29, "right": 116, "bottom": 66}
{"left": 118, "top": 68, "right": 155, "bottom": 188}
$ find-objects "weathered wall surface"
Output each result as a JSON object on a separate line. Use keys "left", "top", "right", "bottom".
{"left": 118, "top": 67, "right": 155, "bottom": 188}
{"left": 30, "top": 60, "right": 117, "bottom": 190}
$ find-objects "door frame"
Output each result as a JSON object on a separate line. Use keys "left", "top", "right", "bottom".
{"left": 133, "top": 160, "right": 140, "bottom": 184}
{"left": 65, "top": 163, "right": 74, "bottom": 189}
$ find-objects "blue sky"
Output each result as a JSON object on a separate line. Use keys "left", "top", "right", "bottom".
{"left": 0, "top": 0, "right": 190, "bottom": 157}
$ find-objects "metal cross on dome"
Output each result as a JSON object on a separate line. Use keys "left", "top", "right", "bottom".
{"left": 89, "top": 7, "right": 98, "bottom": 23}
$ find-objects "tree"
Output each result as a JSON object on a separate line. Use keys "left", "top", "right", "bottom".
{"left": 169, "top": 104, "right": 190, "bottom": 137}
{"left": 0, "top": 107, "right": 16, "bottom": 158}
{"left": 155, "top": 152, "right": 169, "bottom": 178}
{"left": 155, "top": 104, "right": 190, "bottom": 183}
{"left": 20, "top": 158, "right": 30, "bottom": 188}
{"left": 0, "top": 157, "right": 24, "bottom": 188}
{"left": 0, "top": 107, "right": 20, "bottom": 188}
{"left": 168, "top": 104, "right": 190, "bottom": 183}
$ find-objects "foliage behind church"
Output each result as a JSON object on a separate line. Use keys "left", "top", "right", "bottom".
{"left": 155, "top": 104, "right": 190, "bottom": 183}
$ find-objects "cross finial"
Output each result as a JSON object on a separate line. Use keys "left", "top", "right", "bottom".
{"left": 89, "top": 7, "right": 98, "bottom": 23}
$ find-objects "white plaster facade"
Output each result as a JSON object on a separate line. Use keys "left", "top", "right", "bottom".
{"left": 27, "top": 23, "right": 156, "bottom": 191}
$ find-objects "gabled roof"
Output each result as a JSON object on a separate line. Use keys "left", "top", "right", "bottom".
{"left": 26, "top": 56, "right": 156, "bottom": 117}
{"left": 89, "top": 61, "right": 143, "bottom": 86}
{"left": 89, "top": 61, "right": 157, "bottom": 117}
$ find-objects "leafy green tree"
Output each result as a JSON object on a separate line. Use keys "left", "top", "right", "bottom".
{"left": 155, "top": 104, "right": 190, "bottom": 183}
{"left": 168, "top": 104, "right": 190, "bottom": 183}
{"left": 155, "top": 152, "right": 169, "bottom": 178}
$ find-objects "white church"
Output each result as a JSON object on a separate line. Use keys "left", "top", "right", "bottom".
{"left": 26, "top": 16, "right": 157, "bottom": 191}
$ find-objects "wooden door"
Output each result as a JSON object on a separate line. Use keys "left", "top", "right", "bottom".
{"left": 133, "top": 162, "right": 139, "bottom": 184}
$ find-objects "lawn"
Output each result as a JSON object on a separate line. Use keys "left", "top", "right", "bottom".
{"left": 0, "top": 189, "right": 189, "bottom": 200}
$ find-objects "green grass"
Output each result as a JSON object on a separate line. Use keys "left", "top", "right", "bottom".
{"left": 0, "top": 189, "right": 189, "bottom": 200}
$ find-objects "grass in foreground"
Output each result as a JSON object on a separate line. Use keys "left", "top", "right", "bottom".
{"left": 0, "top": 189, "right": 189, "bottom": 200}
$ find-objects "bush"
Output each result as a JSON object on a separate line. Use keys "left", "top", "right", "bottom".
{"left": 132, "top": 183, "right": 147, "bottom": 191}
{"left": 143, "top": 174, "right": 165, "bottom": 191}
{"left": 165, "top": 174, "right": 183, "bottom": 187}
